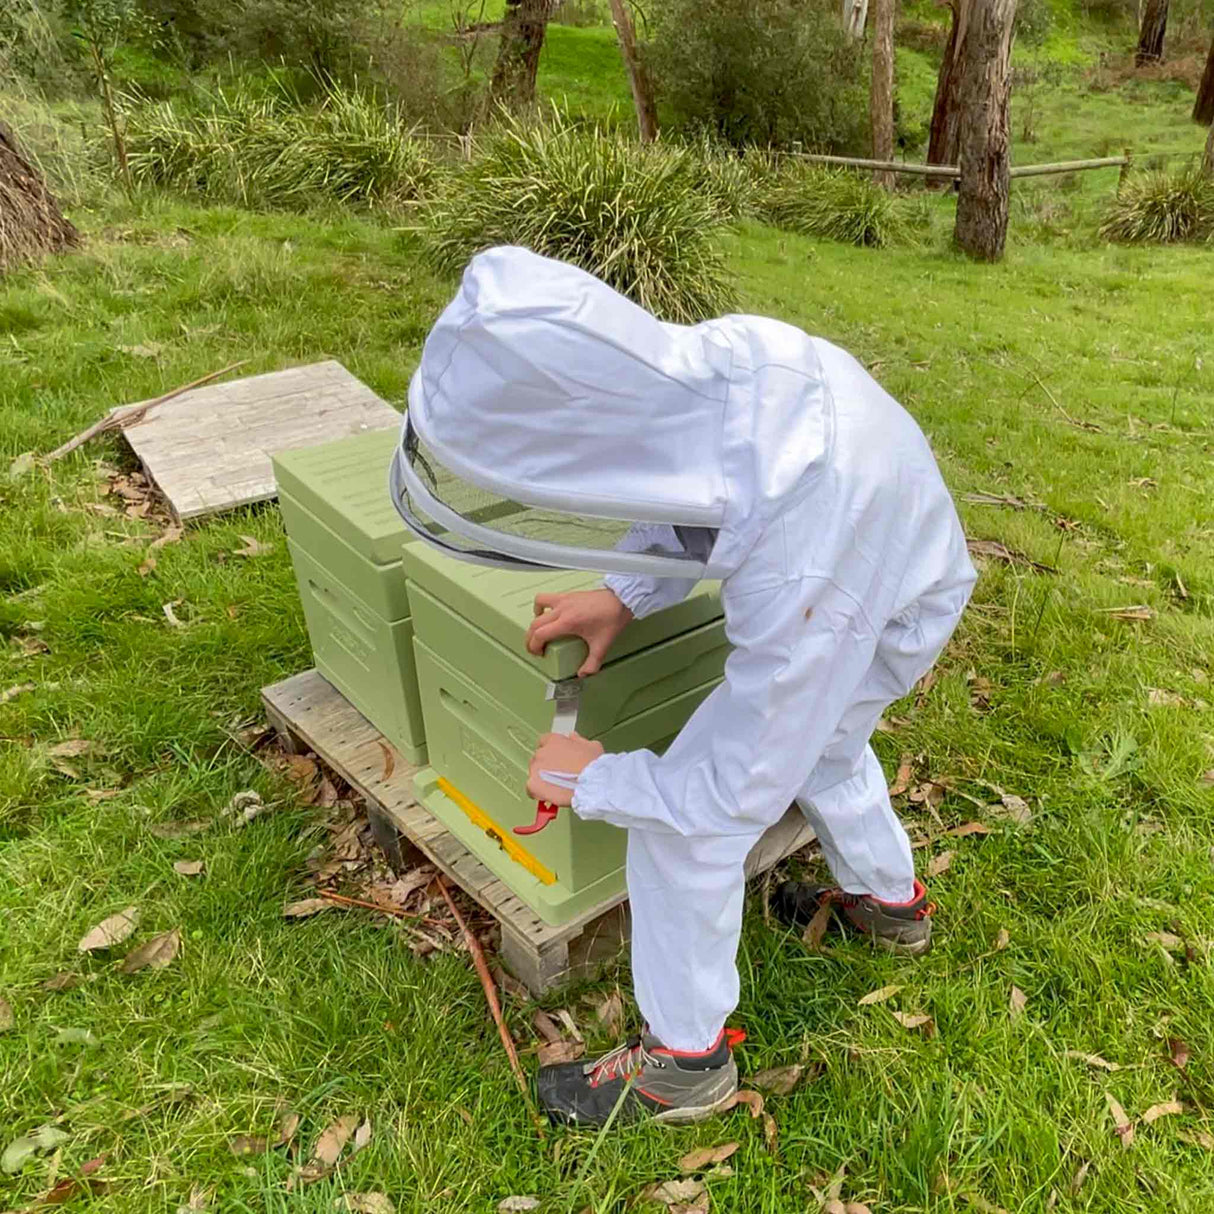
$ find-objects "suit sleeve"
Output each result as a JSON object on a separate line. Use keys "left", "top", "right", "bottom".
{"left": 572, "top": 575, "right": 880, "bottom": 838}
{"left": 602, "top": 523, "right": 700, "bottom": 619}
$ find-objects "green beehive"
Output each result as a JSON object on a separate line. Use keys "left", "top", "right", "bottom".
{"left": 273, "top": 428, "right": 427, "bottom": 766}
{"left": 403, "top": 543, "right": 730, "bottom": 925}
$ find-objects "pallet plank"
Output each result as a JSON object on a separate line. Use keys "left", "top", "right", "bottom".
{"left": 262, "top": 669, "right": 815, "bottom": 992}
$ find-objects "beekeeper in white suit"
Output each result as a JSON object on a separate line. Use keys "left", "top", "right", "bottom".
{"left": 392, "top": 246, "right": 976, "bottom": 1127}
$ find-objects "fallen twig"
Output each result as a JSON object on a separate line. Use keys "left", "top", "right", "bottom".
{"left": 435, "top": 875, "right": 546, "bottom": 1139}
{"left": 1032, "top": 371, "right": 1103, "bottom": 433}
{"left": 318, "top": 890, "right": 411, "bottom": 918}
{"left": 48, "top": 360, "right": 248, "bottom": 461}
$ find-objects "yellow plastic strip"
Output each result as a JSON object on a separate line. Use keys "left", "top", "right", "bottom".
{"left": 436, "top": 777, "right": 558, "bottom": 887}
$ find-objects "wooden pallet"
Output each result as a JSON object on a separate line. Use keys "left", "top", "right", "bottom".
{"left": 262, "top": 669, "right": 815, "bottom": 995}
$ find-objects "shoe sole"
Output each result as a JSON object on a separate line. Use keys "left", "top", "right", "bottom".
{"left": 653, "top": 1089, "right": 743, "bottom": 1126}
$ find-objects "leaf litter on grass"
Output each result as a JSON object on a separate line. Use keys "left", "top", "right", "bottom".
{"left": 78, "top": 907, "right": 139, "bottom": 952}
{"left": 120, "top": 928, "right": 181, "bottom": 974}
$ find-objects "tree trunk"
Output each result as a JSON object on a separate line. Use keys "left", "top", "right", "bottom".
{"left": 954, "top": 0, "right": 1017, "bottom": 261}
{"left": 489, "top": 0, "right": 552, "bottom": 109}
{"left": 1194, "top": 33, "right": 1214, "bottom": 125}
{"left": 844, "top": 0, "right": 870, "bottom": 39}
{"left": 871, "top": 0, "right": 896, "bottom": 188}
{"left": 1135, "top": 0, "right": 1168, "bottom": 66}
{"left": 927, "top": 0, "right": 971, "bottom": 175}
{"left": 0, "top": 122, "right": 79, "bottom": 274}
{"left": 607, "top": 0, "right": 658, "bottom": 142}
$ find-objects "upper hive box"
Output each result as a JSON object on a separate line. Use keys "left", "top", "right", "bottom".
{"left": 274, "top": 428, "right": 426, "bottom": 766}
{"left": 403, "top": 542, "right": 730, "bottom": 925}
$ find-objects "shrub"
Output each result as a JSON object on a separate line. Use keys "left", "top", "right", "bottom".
{"left": 125, "top": 80, "right": 434, "bottom": 209}
{"left": 1099, "top": 165, "right": 1214, "bottom": 243}
{"left": 645, "top": 0, "right": 867, "bottom": 153}
{"left": 757, "top": 163, "right": 915, "bottom": 248}
{"left": 420, "top": 114, "right": 736, "bottom": 323}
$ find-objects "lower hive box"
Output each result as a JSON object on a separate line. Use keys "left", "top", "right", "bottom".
{"left": 402, "top": 542, "right": 730, "bottom": 925}
{"left": 274, "top": 428, "right": 427, "bottom": 766}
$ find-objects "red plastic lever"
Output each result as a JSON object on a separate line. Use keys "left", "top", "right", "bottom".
{"left": 514, "top": 800, "right": 560, "bottom": 836}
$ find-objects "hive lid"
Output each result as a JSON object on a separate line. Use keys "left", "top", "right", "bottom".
{"left": 402, "top": 541, "right": 723, "bottom": 680}
{"left": 273, "top": 428, "right": 406, "bottom": 565}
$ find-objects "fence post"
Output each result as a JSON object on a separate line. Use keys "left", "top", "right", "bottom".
{"left": 1118, "top": 147, "right": 1133, "bottom": 188}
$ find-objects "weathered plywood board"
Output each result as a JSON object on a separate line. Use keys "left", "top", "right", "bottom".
{"left": 121, "top": 361, "right": 400, "bottom": 520}
{"left": 261, "top": 668, "right": 816, "bottom": 994}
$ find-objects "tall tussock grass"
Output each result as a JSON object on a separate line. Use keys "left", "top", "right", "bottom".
{"left": 419, "top": 114, "right": 737, "bottom": 324}
{"left": 757, "top": 162, "right": 914, "bottom": 248}
{"left": 1100, "top": 165, "right": 1214, "bottom": 244}
{"left": 125, "top": 80, "right": 434, "bottom": 210}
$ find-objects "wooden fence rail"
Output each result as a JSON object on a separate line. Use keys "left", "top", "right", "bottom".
{"left": 792, "top": 152, "right": 1133, "bottom": 179}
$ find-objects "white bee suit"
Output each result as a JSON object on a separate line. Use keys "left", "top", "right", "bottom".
{"left": 393, "top": 247, "right": 976, "bottom": 1052}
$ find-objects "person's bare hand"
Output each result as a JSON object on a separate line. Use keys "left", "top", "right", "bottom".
{"left": 526, "top": 731, "right": 605, "bottom": 807}
{"left": 525, "top": 589, "right": 633, "bottom": 677}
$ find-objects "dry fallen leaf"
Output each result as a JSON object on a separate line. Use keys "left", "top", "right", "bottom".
{"left": 1148, "top": 688, "right": 1186, "bottom": 708}
{"left": 556, "top": 1008, "right": 583, "bottom": 1042}
{"left": 1, "top": 682, "right": 36, "bottom": 704}
{"left": 151, "top": 819, "right": 209, "bottom": 839}
{"left": 645, "top": 1179, "right": 705, "bottom": 1206}
{"left": 679, "top": 1142, "right": 739, "bottom": 1172}
{"left": 0, "top": 997, "right": 12, "bottom": 1033}
{"left": 1144, "top": 931, "right": 1185, "bottom": 952}
{"left": 339, "top": 1196, "right": 396, "bottom": 1214}
{"left": 859, "top": 985, "right": 902, "bottom": 1006}
{"left": 2, "top": 1123, "right": 74, "bottom": 1170}
{"left": 78, "top": 906, "right": 140, "bottom": 952}
{"left": 42, "top": 972, "right": 82, "bottom": 992}
{"left": 284, "top": 898, "right": 334, "bottom": 919}
{"left": 232, "top": 535, "right": 273, "bottom": 558}
{"left": 888, "top": 754, "right": 914, "bottom": 797}
{"left": 994, "top": 794, "right": 1032, "bottom": 826}
{"left": 173, "top": 860, "right": 204, "bottom": 877}
{"left": 995, "top": 928, "right": 1010, "bottom": 951}
{"left": 150, "top": 524, "right": 184, "bottom": 551}
{"left": 224, "top": 790, "right": 265, "bottom": 827}
{"left": 1142, "top": 1100, "right": 1184, "bottom": 1124}
{"left": 824, "top": 1203, "right": 847, "bottom": 1214}
{"left": 377, "top": 741, "right": 396, "bottom": 782}
{"left": 891, "top": 1011, "right": 936, "bottom": 1037}
{"left": 29, "top": 1154, "right": 108, "bottom": 1205}
{"left": 1179, "top": 1129, "right": 1214, "bottom": 1150}
{"left": 1065, "top": 1051, "right": 1120, "bottom": 1072}
{"left": 596, "top": 990, "right": 625, "bottom": 1038}
{"left": 276, "top": 1111, "right": 301, "bottom": 1148}
{"left": 762, "top": 1110, "right": 779, "bottom": 1155}
{"left": 163, "top": 600, "right": 185, "bottom": 628}
{"left": 49, "top": 739, "right": 94, "bottom": 759}
{"left": 723, "top": 1088, "right": 764, "bottom": 1118}
{"left": 845, "top": 1205, "right": 874, "bottom": 1214}
{"left": 537, "top": 1040, "right": 584, "bottom": 1066}
{"left": 927, "top": 850, "right": 954, "bottom": 878}
{"left": 1169, "top": 1039, "right": 1191, "bottom": 1070}
{"left": 1106, "top": 1093, "right": 1134, "bottom": 1147}
{"left": 352, "top": 1118, "right": 372, "bottom": 1153}
{"left": 1009, "top": 986, "right": 1028, "bottom": 1018}
{"left": 119, "top": 342, "right": 164, "bottom": 358}
{"left": 139, "top": 556, "right": 157, "bottom": 577}
{"left": 1068, "top": 1159, "right": 1090, "bottom": 1197}
{"left": 947, "top": 821, "right": 993, "bottom": 839}
{"left": 802, "top": 900, "right": 833, "bottom": 950}
{"left": 1102, "top": 605, "right": 1154, "bottom": 622}
{"left": 120, "top": 928, "right": 181, "bottom": 974}
{"left": 750, "top": 1064, "right": 804, "bottom": 1095}
{"left": 312, "top": 1114, "right": 361, "bottom": 1168}
{"left": 532, "top": 1010, "right": 563, "bottom": 1044}
{"left": 498, "top": 1199, "right": 542, "bottom": 1212}
{"left": 180, "top": 1182, "right": 210, "bottom": 1211}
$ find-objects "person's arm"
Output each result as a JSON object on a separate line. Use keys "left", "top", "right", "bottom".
{"left": 528, "top": 575, "right": 880, "bottom": 838}
{"left": 524, "top": 523, "right": 700, "bottom": 675}
{"left": 600, "top": 523, "right": 701, "bottom": 620}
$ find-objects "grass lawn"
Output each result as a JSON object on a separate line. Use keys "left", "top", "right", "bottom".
{"left": 3, "top": 40, "right": 1214, "bottom": 1214}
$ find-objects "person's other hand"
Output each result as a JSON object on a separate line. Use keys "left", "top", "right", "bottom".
{"left": 525, "top": 589, "right": 633, "bottom": 677}
{"left": 526, "top": 731, "right": 605, "bottom": 807}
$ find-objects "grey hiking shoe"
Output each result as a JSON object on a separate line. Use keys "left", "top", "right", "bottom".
{"left": 773, "top": 878, "right": 935, "bottom": 955}
{"left": 536, "top": 1028, "right": 744, "bottom": 1127}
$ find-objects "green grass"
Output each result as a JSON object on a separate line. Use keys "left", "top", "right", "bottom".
{"left": 4, "top": 40, "right": 1214, "bottom": 1214}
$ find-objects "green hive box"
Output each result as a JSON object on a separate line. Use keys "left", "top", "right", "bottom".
{"left": 273, "top": 428, "right": 427, "bottom": 766}
{"left": 403, "top": 542, "right": 730, "bottom": 925}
